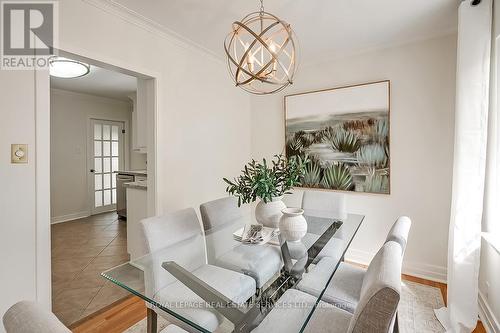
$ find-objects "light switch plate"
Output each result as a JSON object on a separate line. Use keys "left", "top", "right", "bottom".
{"left": 11, "top": 144, "right": 28, "bottom": 164}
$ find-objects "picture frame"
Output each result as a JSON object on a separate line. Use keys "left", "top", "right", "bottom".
{"left": 284, "top": 80, "right": 391, "bottom": 195}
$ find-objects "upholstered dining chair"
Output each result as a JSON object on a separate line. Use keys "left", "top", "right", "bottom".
{"left": 301, "top": 190, "right": 347, "bottom": 220}
{"left": 297, "top": 216, "right": 411, "bottom": 314}
{"left": 200, "top": 197, "right": 282, "bottom": 289}
{"left": 298, "top": 190, "right": 348, "bottom": 262}
{"left": 253, "top": 240, "right": 403, "bottom": 333}
{"left": 3, "top": 301, "right": 71, "bottom": 333}
{"left": 385, "top": 215, "right": 412, "bottom": 254}
{"left": 140, "top": 208, "right": 256, "bottom": 332}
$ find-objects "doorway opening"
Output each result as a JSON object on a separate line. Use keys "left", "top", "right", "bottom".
{"left": 49, "top": 52, "right": 155, "bottom": 326}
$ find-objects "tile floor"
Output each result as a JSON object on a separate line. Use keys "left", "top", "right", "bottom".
{"left": 51, "top": 212, "right": 130, "bottom": 326}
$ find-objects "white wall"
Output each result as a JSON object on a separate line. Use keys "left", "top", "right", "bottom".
{"left": 0, "top": 69, "right": 39, "bottom": 329}
{"left": 50, "top": 89, "right": 138, "bottom": 222}
{"left": 0, "top": 0, "right": 251, "bottom": 330}
{"left": 251, "top": 34, "right": 457, "bottom": 282}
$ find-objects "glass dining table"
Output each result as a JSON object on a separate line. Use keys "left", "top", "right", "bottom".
{"left": 102, "top": 212, "right": 364, "bottom": 333}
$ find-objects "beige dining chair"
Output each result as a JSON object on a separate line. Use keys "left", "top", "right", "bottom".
{"left": 297, "top": 216, "right": 411, "bottom": 314}
{"left": 200, "top": 197, "right": 282, "bottom": 289}
{"left": 2, "top": 300, "right": 189, "bottom": 333}
{"left": 3, "top": 301, "right": 70, "bottom": 333}
{"left": 252, "top": 240, "right": 403, "bottom": 333}
{"left": 140, "top": 207, "right": 256, "bottom": 332}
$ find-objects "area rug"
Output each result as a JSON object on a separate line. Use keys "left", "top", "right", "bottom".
{"left": 399, "top": 280, "right": 446, "bottom": 333}
{"left": 125, "top": 281, "right": 446, "bottom": 333}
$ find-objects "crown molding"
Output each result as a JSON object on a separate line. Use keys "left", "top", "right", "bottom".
{"left": 81, "top": 0, "right": 458, "bottom": 70}
{"left": 82, "top": 0, "right": 225, "bottom": 63}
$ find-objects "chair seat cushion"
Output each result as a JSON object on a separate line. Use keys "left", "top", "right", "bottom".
{"left": 322, "top": 262, "right": 365, "bottom": 313}
{"left": 154, "top": 264, "right": 256, "bottom": 332}
{"left": 297, "top": 259, "right": 365, "bottom": 313}
{"left": 252, "top": 289, "right": 352, "bottom": 333}
{"left": 193, "top": 264, "right": 256, "bottom": 304}
{"left": 215, "top": 244, "right": 282, "bottom": 288}
{"left": 303, "top": 300, "right": 352, "bottom": 333}
{"left": 297, "top": 256, "right": 337, "bottom": 297}
{"left": 154, "top": 281, "right": 223, "bottom": 332}
{"left": 301, "top": 233, "right": 346, "bottom": 263}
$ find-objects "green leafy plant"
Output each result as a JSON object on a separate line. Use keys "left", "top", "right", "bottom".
{"left": 356, "top": 143, "right": 387, "bottom": 167}
{"left": 296, "top": 131, "right": 315, "bottom": 148}
{"left": 328, "top": 129, "right": 361, "bottom": 153}
{"left": 223, "top": 154, "right": 309, "bottom": 206}
{"left": 375, "top": 118, "right": 389, "bottom": 141}
{"left": 302, "top": 159, "right": 322, "bottom": 187}
{"left": 321, "top": 163, "right": 353, "bottom": 190}
{"left": 364, "top": 173, "right": 389, "bottom": 193}
{"left": 313, "top": 131, "right": 325, "bottom": 144}
{"left": 286, "top": 135, "right": 304, "bottom": 156}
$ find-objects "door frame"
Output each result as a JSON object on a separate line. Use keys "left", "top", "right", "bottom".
{"left": 87, "top": 118, "right": 127, "bottom": 215}
{"left": 36, "top": 45, "right": 160, "bottom": 310}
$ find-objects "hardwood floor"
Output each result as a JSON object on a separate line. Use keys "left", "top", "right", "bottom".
{"left": 71, "top": 275, "right": 487, "bottom": 333}
{"left": 70, "top": 296, "right": 146, "bottom": 333}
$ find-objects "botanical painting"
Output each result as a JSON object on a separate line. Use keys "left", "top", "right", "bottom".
{"left": 285, "top": 81, "right": 390, "bottom": 194}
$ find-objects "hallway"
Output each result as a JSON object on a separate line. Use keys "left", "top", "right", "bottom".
{"left": 51, "top": 212, "right": 129, "bottom": 326}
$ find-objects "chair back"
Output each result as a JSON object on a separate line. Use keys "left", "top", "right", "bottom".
{"left": 200, "top": 197, "right": 252, "bottom": 262}
{"left": 3, "top": 301, "right": 71, "bottom": 333}
{"left": 348, "top": 241, "right": 402, "bottom": 333}
{"left": 200, "top": 197, "right": 248, "bottom": 231}
{"left": 385, "top": 216, "right": 411, "bottom": 255}
{"left": 140, "top": 208, "right": 206, "bottom": 295}
{"left": 301, "top": 190, "right": 347, "bottom": 220}
{"left": 141, "top": 208, "right": 202, "bottom": 253}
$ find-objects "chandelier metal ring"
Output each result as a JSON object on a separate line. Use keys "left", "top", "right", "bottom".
{"left": 232, "top": 19, "right": 291, "bottom": 85}
{"left": 224, "top": 5, "right": 298, "bottom": 95}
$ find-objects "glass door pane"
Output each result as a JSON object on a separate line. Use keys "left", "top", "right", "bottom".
{"left": 90, "top": 119, "right": 124, "bottom": 214}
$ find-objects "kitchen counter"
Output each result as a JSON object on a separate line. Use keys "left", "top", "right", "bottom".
{"left": 115, "top": 170, "right": 147, "bottom": 176}
{"left": 124, "top": 180, "right": 147, "bottom": 190}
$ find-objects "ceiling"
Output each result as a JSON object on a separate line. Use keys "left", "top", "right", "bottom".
{"left": 113, "top": 0, "right": 458, "bottom": 65}
{"left": 50, "top": 64, "right": 137, "bottom": 101}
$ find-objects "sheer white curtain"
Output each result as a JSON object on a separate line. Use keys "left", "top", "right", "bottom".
{"left": 435, "top": 0, "right": 492, "bottom": 332}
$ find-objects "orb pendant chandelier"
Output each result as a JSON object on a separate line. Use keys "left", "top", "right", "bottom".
{"left": 224, "top": 0, "right": 298, "bottom": 95}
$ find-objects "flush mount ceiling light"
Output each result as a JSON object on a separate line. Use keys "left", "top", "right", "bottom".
{"left": 49, "top": 57, "right": 90, "bottom": 78}
{"left": 224, "top": 0, "right": 298, "bottom": 95}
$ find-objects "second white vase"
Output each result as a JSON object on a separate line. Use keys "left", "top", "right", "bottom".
{"left": 255, "top": 196, "right": 286, "bottom": 228}
{"left": 279, "top": 208, "right": 307, "bottom": 242}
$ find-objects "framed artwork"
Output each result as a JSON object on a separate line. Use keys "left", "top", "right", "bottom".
{"left": 284, "top": 80, "right": 390, "bottom": 194}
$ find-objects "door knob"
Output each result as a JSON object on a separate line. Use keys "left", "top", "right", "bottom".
{"left": 90, "top": 169, "right": 95, "bottom": 173}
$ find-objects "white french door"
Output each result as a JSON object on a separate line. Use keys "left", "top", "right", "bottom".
{"left": 89, "top": 119, "right": 125, "bottom": 214}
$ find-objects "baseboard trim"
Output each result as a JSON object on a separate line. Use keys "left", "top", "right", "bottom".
{"left": 479, "top": 290, "right": 500, "bottom": 333}
{"left": 346, "top": 248, "right": 447, "bottom": 283}
{"left": 51, "top": 211, "right": 90, "bottom": 224}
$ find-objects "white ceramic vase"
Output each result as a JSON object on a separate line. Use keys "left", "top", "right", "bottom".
{"left": 255, "top": 196, "right": 286, "bottom": 228}
{"left": 279, "top": 208, "right": 307, "bottom": 242}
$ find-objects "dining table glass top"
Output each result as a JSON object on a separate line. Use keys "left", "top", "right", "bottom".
{"left": 102, "top": 212, "right": 364, "bottom": 333}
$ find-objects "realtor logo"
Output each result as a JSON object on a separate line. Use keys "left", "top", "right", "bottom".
{"left": 1, "top": 1, "right": 58, "bottom": 69}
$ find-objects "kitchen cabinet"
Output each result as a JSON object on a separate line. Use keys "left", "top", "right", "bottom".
{"left": 129, "top": 78, "right": 150, "bottom": 153}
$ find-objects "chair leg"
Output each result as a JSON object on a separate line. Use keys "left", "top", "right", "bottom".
{"left": 147, "top": 308, "right": 157, "bottom": 333}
